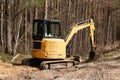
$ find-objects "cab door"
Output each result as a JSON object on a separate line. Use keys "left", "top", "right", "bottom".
{"left": 33, "top": 20, "right": 44, "bottom": 49}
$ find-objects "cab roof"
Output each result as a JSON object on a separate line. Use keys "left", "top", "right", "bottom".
{"left": 33, "top": 19, "right": 60, "bottom": 23}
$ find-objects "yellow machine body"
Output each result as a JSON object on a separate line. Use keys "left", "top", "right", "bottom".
{"left": 32, "top": 19, "right": 96, "bottom": 60}
{"left": 32, "top": 38, "right": 66, "bottom": 59}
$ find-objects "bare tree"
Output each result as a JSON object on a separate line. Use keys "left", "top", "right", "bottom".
{"left": 44, "top": 0, "right": 48, "bottom": 19}
{"left": 0, "top": 0, "right": 4, "bottom": 53}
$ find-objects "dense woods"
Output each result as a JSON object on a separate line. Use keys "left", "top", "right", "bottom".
{"left": 0, "top": 0, "right": 120, "bottom": 56}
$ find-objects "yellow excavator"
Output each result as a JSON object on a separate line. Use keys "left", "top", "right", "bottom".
{"left": 22, "top": 19, "right": 96, "bottom": 69}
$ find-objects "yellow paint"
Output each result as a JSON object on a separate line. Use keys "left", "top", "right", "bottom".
{"left": 65, "top": 19, "right": 95, "bottom": 48}
{"left": 32, "top": 38, "right": 66, "bottom": 59}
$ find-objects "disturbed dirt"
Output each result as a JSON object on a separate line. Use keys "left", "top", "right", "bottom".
{"left": 0, "top": 49, "right": 120, "bottom": 80}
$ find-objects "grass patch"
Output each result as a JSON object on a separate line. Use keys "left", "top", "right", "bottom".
{"left": 0, "top": 53, "right": 32, "bottom": 63}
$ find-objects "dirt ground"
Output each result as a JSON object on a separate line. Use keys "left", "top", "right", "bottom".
{"left": 0, "top": 49, "right": 120, "bottom": 80}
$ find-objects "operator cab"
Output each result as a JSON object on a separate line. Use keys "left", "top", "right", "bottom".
{"left": 33, "top": 19, "right": 61, "bottom": 40}
{"left": 33, "top": 19, "right": 62, "bottom": 49}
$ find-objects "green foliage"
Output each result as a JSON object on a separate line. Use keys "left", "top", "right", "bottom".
{"left": 20, "top": 0, "right": 44, "bottom": 9}
{"left": 112, "top": 0, "right": 120, "bottom": 18}
{"left": 0, "top": 54, "right": 13, "bottom": 62}
{"left": 112, "top": 0, "right": 120, "bottom": 8}
{"left": 35, "top": 0, "right": 44, "bottom": 6}
{"left": 0, "top": 53, "right": 31, "bottom": 63}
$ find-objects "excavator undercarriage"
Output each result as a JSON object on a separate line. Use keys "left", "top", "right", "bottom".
{"left": 22, "top": 52, "right": 96, "bottom": 69}
{"left": 22, "top": 57, "right": 76, "bottom": 69}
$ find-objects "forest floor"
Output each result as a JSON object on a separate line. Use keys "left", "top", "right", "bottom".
{"left": 0, "top": 49, "right": 120, "bottom": 80}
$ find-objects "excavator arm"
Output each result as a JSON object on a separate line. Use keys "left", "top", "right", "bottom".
{"left": 65, "top": 19, "right": 96, "bottom": 58}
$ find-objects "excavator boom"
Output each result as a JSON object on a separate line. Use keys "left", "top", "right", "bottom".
{"left": 65, "top": 19, "right": 96, "bottom": 50}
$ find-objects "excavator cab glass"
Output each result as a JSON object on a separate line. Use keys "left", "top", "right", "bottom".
{"left": 33, "top": 19, "right": 61, "bottom": 49}
{"left": 33, "top": 20, "right": 44, "bottom": 40}
{"left": 33, "top": 19, "right": 61, "bottom": 40}
{"left": 45, "top": 20, "right": 61, "bottom": 38}
{"left": 33, "top": 20, "right": 61, "bottom": 40}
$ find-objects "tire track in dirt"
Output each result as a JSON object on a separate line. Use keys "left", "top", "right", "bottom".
{"left": 55, "top": 52, "right": 120, "bottom": 80}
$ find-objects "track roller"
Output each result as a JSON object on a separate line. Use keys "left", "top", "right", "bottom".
{"left": 39, "top": 60, "right": 75, "bottom": 70}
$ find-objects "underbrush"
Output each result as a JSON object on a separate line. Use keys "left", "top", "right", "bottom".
{"left": 0, "top": 53, "right": 32, "bottom": 63}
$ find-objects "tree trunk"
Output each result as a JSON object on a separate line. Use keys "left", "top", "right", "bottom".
{"left": 7, "top": 4, "right": 12, "bottom": 54}
{"left": 13, "top": 14, "right": 22, "bottom": 54}
{"left": 44, "top": 0, "right": 48, "bottom": 19}
{"left": 4, "top": 0, "right": 9, "bottom": 53}
{"left": 25, "top": 9, "right": 28, "bottom": 54}
{"left": 0, "top": 0, "right": 5, "bottom": 53}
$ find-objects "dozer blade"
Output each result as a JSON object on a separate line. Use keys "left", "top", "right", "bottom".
{"left": 21, "top": 58, "right": 42, "bottom": 67}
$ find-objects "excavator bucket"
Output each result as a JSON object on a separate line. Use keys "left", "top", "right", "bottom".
{"left": 87, "top": 50, "right": 98, "bottom": 62}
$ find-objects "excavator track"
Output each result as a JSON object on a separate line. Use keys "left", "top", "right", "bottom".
{"left": 21, "top": 58, "right": 75, "bottom": 70}
{"left": 39, "top": 60, "right": 75, "bottom": 70}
